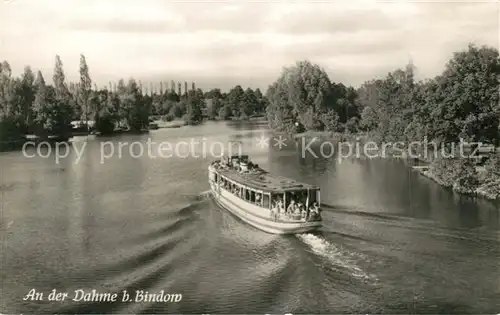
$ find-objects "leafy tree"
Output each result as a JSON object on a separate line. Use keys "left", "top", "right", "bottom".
{"left": 78, "top": 54, "right": 92, "bottom": 126}
{"left": 32, "top": 71, "right": 47, "bottom": 134}
{"left": 184, "top": 89, "right": 203, "bottom": 125}
{"left": 439, "top": 44, "right": 500, "bottom": 145}
{"left": 205, "top": 88, "right": 222, "bottom": 99}
{"left": 266, "top": 60, "right": 335, "bottom": 131}
{"left": 265, "top": 79, "right": 297, "bottom": 133}
{"left": 204, "top": 88, "right": 223, "bottom": 120}
{"left": 120, "top": 79, "right": 148, "bottom": 131}
{"left": 19, "top": 66, "right": 35, "bottom": 132}
{"left": 51, "top": 55, "right": 73, "bottom": 136}
{"left": 0, "top": 61, "right": 13, "bottom": 118}
{"left": 40, "top": 85, "right": 72, "bottom": 136}
{"left": 225, "top": 85, "right": 246, "bottom": 118}
{"left": 244, "top": 88, "right": 259, "bottom": 116}
{"left": 218, "top": 104, "right": 232, "bottom": 120}
{"left": 360, "top": 106, "right": 379, "bottom": 131}
{"left": 169, "top": 102, "right": 185, "bottom": 118}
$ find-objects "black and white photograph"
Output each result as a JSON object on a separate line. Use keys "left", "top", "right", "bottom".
{"left": 1, "top": 0, "right": 499, "bottom": 314}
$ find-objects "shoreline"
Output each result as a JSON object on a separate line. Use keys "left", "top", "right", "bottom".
{"left": 154, "top": 120, "right": 186, "bottom": 129}
{"left": 416, "top": 166, "right": 499, "bottom": 202}
{"left": 293, "top": 131, "right": 499, "bottom": 203}
{"left": 0, "top": 119, "right": 189, "bottom": 152}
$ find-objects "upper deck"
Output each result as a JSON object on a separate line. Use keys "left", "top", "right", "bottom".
{"left": 211, "top": 159, "right": 319, "bottom": 193}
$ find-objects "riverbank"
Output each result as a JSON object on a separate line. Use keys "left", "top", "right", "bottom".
{"left": 415, "top": 164, "right": 500, "bottom": 202}
{"left": 293, "top": 130, "right": 370, "bottom": 143}
{"left": 293, "top": 130, "right": 499, "bottom": 202}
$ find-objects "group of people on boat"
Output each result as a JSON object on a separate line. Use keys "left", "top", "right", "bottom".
{"left": 271, "top": 197, "right": 320, "bottom": 222}
{"left": 213, "top": 155, "right": 261, "bottom": 174}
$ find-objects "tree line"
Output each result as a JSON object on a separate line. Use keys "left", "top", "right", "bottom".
{"left": 264, "top": 43, "right": 499, "bottom": 198}
{"left": 265, "top": 43, "right": 499, "bottom": 148}
{"left": 0, "top": 54, "right": 268, "bottom": 149}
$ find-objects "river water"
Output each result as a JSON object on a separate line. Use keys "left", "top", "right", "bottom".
{"left": 1, "top": 120, "right": 499, "bottom": 314}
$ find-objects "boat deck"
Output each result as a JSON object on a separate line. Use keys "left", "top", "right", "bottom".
{"left": 213, "top": 163, "right": 318, "bottom": 193}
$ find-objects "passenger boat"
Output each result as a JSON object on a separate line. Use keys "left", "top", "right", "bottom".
{"left": 208, "top": 154, "right": 322, "bottom": 234}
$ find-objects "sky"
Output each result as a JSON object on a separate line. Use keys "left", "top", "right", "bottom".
{"left": 0, "top": 0, "right": 498, "bottom": 91}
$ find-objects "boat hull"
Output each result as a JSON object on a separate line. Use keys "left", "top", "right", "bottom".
{"left": 209, "top": 174, "right": 322, "bottom": 234}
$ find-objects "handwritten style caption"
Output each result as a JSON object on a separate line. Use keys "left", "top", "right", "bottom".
{"left": 23, "top": 288, "right": 182, "bottom": 303}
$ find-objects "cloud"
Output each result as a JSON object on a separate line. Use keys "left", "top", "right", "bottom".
{"left": 271, "top": 6, "right": 398, "bottom": 35}
{"left": 0, "top": 0, "right": 497, "bottom": 91}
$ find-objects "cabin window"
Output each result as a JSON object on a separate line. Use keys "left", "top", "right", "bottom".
{"left": 250, "top": 190, "right": 255, "bottom": 203}
{"left": 284, "top": 192, "right": 294, "bottom": 209}
{"left": 263, "top": 194, "right": 270, "bottom": 208}
{"left": 257, "top": 192, "right": 263, "bottom": 207}
{"left": 297, "top": 191, "right": 307, "bottom": 203}
{"left": 309, "top": 190, "right": 317, "bottom": 204}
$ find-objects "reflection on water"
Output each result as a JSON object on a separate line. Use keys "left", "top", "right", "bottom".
{"left": 1, "top": 119, "right": 499, "bottom": 314}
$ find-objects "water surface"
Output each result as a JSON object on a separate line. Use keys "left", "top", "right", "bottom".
{"left": 1, "top": 120, "right": 499, "bottom": 314}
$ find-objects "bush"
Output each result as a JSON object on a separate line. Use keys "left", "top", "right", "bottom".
{"left": 430, "top": 157, "right": 482, "bottom": 195}
{"left": 453, "top": 159, "right": 480, "bottom": 193}
{"left": 0, "top": 117, "right": 24, "bottom": 151}
{"left": 346, "top": 117, "right": 359, "bottom": 133}
{"left": 319, "top": 110, "right": 340, "bottom": 132}
{"left": 430, "top": 157, "right": 458, "bottom": 187}
{"left": 484, "top": 153, "right": 500, "bottom": 182}
{"left": 95, "top": 113, "right": 115, "bottom": 135}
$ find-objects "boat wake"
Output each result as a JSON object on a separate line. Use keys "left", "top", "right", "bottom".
{"left": 297, "top": 233, "right": 378, "bottom": 282}
{"left": 199, "top": 189, "right": 213, "bottom": 198}
{"left": 180, "top": 190, "right": 213, "bottom": 204}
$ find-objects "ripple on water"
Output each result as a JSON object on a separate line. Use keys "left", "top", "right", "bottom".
{"left": 297, "top": 233, "right": 378, "bottom": 282}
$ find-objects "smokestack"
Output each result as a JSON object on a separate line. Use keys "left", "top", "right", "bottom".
{"left": 160, "top": 81, "right": 163, "bottom": 95}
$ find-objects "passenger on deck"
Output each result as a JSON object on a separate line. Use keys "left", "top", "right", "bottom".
{"left": 279, "top": 201, "right": 286, "bottom": 215}
{"left": 293, "top": 204, "right": 301, "bottom": 216}
{"left": 310, "top": 202, "right": 319, "bottom": 217}
{"left": 297, "top": 201, "right": 304, "bottom": 212}
{"left": 298, "top": 202, "right": 306, "bottom": 218}
{"left": 277, "top": 198, "right": 283, "bottom": 207}
{"left": 287, "top": 200, "right": 296, "bottom": 214}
